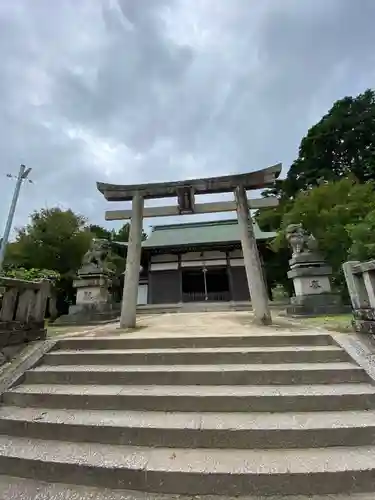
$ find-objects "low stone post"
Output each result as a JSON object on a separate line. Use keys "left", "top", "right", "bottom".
{"left": 120, "top": 192, "right": 144, "bottom": 329}
{"left": 0, "top": 277, "right": 50, "bottom": 360}
{"left": 0, "top": 285, "right": 18, "bottom": 322}
{"left": 234, "top": 185, "right": 271, "bottom": 325}
{"left": 342, "top": 261, "right": 369, "bottom": 310}
{"left": 343, "top": 260, "right": 375, "bottom": 334}
{"left": 362, "top": 269, "right": 375, "bottom": 309}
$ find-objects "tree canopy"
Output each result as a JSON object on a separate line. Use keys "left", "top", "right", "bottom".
{"left": 88, "top": 224, "right": 112, "bottom": 241}
{"left": 88, "top": 223, "right": 147, "bottom": 243}
{"left": 6, "top": 208, "right": 92, "bottom": 278}
{"left": 112, "top": 223, "right": 147, "bottom": 242}
{"left": 347, "top": 209, "right": 375, "bottom": 262}
{"left": 270, "top": 179, "right": 375, "bottom": 293}
{"left": 258, "top": 88, "right": 375, "bottom": 234}
{"left": 5, "top": 210, "right": 143, "bottom": 278}
{"left": 257, "top": 87, "right": 375, "bottom": 278}
{"left": 284, "top": 89, "right": 375, "bottom": 198}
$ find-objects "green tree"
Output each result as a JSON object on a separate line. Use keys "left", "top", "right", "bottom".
{"left": 347, "top": 210, "right": 375, "bottom": 262}
{"left": 262, "top": 245, "right": 293, "bottom": 298}
{"left": 112, "top": 223, "right": 147, "bottom": 242}
{"left": 112, "top": 223, "right": 130, "bottom": 242}
{"left": 6, "top": 208, "right": 92, "bottom": 277}
{"left": 88, "top": 224, "right": 113, "bottom": 240}
{"left": 257, "top": 89, "right": 375, "bottom": 232}
{"left": 256, "top": 196, "right": 293, "bottom": 233}
{"left": 285, "top": 89, "right": 375, "bottom": 198}
{"left": 273, "top": 179, "right": 375, "bottom": 293}
{"left": 5, "top": 208, "right": 93, "bottom": 315}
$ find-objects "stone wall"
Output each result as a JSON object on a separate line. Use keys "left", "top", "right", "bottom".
{"left": 0, "top": 277, "right": 51, "bottom": 366}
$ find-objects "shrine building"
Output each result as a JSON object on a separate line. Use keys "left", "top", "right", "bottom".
{"left": 136, "top": 218, "right": 276, "bottom": 305}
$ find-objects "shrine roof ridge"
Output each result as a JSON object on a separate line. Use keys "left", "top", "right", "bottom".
{"left": 97, "top": 163, "right": 282, "bottom": 202}
{"left": 152, "top": 219, "right": 241, "bottom": 231}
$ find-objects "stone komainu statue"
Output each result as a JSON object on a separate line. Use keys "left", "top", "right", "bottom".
{"left": 80, "top": 238, "right": 112, "bottom": 274}
{"left": 285, "top": 223, "right": 318, "bottom": 257}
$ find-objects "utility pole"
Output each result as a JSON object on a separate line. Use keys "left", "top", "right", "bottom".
{"left": 0, "top": 164, "right": 32, "bottom": 273}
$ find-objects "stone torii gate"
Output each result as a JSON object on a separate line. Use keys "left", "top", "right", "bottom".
{"left": 97, "top": 163, "right": 281, "bottom": 328}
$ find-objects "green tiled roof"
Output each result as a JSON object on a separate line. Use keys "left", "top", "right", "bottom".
{"left": 142, "top": 219, "right": 276, "bottom": 249}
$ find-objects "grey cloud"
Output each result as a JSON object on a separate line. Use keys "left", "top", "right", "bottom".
{"left": 53, "top": 1, "right": 193, "bottom": 144}
{"left": 1, "top": 0, "right": 375, "bottom": 235}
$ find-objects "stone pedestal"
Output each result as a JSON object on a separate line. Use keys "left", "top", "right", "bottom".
{"left": 286, "top": 253, "right": 342, "bottom": 316}
{"left": 54, "top": 272, "right": 119, "bottom": 325}
{"left": 70, "top": 273, "right": 112, "bottom": 314}
{"left": 53, "top": 238, "right": 121, "bottom": 325}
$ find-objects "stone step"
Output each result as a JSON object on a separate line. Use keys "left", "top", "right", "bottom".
{"left": 1, "top": 475, "right": 374, "bottom": 500}
{"left": 1, "top": 406, "right": 375, "bottom": 449}
{"left": 4, "top": 383, "right": 375, "bottom": 412}
{"left": 25, "top": 362, "right": 369, "bottom": 386}
{"left": 43, "top": 345, "right": 350, "bottom": 366}
{"left": 0, "top": 435, "right": 375, "bottom": 495}
{"left": 55, "top": 333, "right": 335, "bottom": 351}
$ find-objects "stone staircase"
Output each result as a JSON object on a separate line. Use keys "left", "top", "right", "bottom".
{"left": 0, "top": 331, "right": 375, "bottom": 497}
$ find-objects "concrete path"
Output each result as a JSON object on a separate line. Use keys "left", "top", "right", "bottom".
{"left": 64, "top": 311, "right": 319, "bottom": 339}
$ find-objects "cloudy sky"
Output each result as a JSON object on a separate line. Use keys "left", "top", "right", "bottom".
{"left": 1, "top": 0, "right": 375, "bottom": 236}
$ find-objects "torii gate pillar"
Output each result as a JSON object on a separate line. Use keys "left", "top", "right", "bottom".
{"left": 235, "top": 185, "right": 271, "bottom": 325}
{"left": 120, "top": 192, "right": 144, "bottom": 329}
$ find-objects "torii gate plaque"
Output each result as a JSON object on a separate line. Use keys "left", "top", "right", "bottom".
{"left": 97, "top": 163, "right": 281, "bottom": 328}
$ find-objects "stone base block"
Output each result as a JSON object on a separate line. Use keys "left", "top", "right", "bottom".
{"left": 286, "top": 293, "right": 348, "bottom": 317}
{"left": 352, "top": 319, "right": 375, "bottom": 335}
{"left": 352, "top": 308, "right": 375, "bottom": 335}
{"left": 353, "top": 307, "right": 375, "bottom": 321}
{"left": 0, "top": 321, "right": 46, "bottom": 348}
{"left": 0, "top": 321, "right": 47, "bottom": 368}
{"left": 53, "top": 303, "right": 120, "bottom": 326}
{"left": 286, "top": 304, "right": 349, "bottom": 317}
{"left": 290, "top": 292, "right": 341, "bottom": 307}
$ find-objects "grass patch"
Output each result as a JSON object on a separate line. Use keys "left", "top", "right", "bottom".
{"left": 115, "top": 325, "right": 148, "bottom": 334}
{"left": 47, "top": 325, "right": 81, "bottom": 337}
{"left": 46, "top": 324, "right": 104, "bottom": 337}
{"left": 233, "top": 311, "right": 354, "bottom": 333}
{"left": 297, "top": 314, "right": 353, "bottom": 333}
